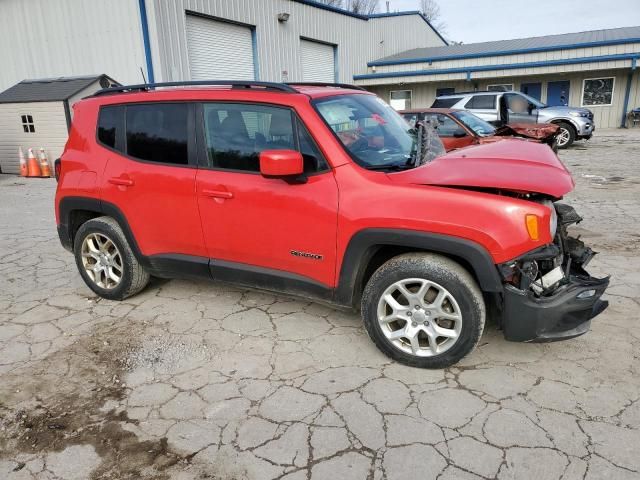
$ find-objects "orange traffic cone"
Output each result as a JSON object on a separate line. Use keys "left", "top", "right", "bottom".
{"left": 38, "top": 148, "right": 51, "bottom": 177}
{"left": 27, "top": 148, "right": 41, "bottom": 177}
{"left": 19, "top": 147, "right": 28, "bottom": 177}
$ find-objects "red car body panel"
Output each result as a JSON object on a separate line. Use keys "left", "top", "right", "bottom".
{"left": 55, "top": 87, "right": 566, "bottom": 291}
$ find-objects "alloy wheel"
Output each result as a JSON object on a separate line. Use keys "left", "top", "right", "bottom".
{"left": 377, "top": 278, "right": 462, "bottom": 357}
{"left": 557, "top": 127, "right": 571, "bottom": 147}
{"left": 81, "top": 232, "right": 123, "bottom": 289}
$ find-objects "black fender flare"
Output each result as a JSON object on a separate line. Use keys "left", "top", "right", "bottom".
{"left": 334, "top": 228, "right": 503, "bottom": 307}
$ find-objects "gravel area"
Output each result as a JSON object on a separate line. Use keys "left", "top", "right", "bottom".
{"left": 1, "top": 129, "right": 639, "bottom": 479}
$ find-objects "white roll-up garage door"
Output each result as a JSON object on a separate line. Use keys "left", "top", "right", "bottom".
{"left": 300, "top": 39, "right": 335, "bottom": 82}
{"left": 186, "top": 15, "right": 255, "bottom": 80}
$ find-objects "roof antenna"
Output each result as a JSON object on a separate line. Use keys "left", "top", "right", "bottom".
{"left": 140, "top": 67, "right": 148, "bottom": 84}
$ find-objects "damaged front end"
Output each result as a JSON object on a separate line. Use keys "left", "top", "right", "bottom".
{"left": 498, "top": 202, "right": 610, "bottom": 342}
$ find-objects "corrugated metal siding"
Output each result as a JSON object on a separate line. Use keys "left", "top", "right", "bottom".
{"left": 185, "top": 14, "right": 255, "bottom": 80}
{"left": 146, "top": 0, "right": 444, "bottom": 83}
{"left": 300, "top": 39, "right": 335, "bottom": 82}
{"left": 0, "top": 0, "right": 146, "bottom": 91}
{"left": 0, "top": 102, "right": 68, "bottom": 174}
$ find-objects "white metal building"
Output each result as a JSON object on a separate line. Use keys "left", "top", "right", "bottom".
{"left": 0, "top": 75, "right": 117, "bottom": 174}
{"left": 0, "top": 0, "right": 445, "bottom": 91}
{"left": 356, "top": 27, "right": 640, "bottom": 128}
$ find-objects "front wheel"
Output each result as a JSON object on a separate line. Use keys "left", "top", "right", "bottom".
{"left": 74, "top": 216, "right": 150, "bottom": 300}
{"left": 361, "top": 253, "right": 485, "bottom": 369}
{"left": 555, "top": 122, "right": 576, "bottom": 149}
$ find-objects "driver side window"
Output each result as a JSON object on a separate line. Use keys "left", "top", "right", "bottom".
{"left": 424, "top": 114, "right": 460, "bottom": 137}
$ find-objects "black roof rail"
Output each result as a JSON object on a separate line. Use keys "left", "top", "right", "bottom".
{"left": 286, "top": 82, "right": 367, "bottom": 91}
{"left": 92, "top": 80, "right": 298, "bottom": 97}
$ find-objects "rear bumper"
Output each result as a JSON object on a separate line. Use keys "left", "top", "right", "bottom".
{"left": 502, "top": 275, "right": 609, "bottom": 342}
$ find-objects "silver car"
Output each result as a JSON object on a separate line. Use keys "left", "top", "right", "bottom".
{"left": 432, "top": 90, "right": 594, "bottom": 148}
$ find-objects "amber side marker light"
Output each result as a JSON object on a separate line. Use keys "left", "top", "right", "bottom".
{"left": 525, "top": 214, "right": 540, "bottom": 240}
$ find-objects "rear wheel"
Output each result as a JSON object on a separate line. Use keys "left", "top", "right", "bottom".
{"left": 361, "top": 253, "right": 485, "bottom": 369}
{"left": 555, "top": 122, "right": 575, "bottom": 149}
{"left": 74, "top": 216, "right": 149, "bottom": 300}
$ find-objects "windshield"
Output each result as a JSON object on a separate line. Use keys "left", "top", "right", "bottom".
{"left": 518, "top": 92, "right": 547, "bottom": 108}
{"left": 314, "top": 94, "right": 445, "bottom": 170}
{"left": 451, "top": 111, "right": 496, "bottom": 137}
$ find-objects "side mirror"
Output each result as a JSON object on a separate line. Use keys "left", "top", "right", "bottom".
{"left": 259, "top": 149, "right": 304, "bottom": 178}
{"left": 453, "top": 129, "right": 467, "bottom": 138}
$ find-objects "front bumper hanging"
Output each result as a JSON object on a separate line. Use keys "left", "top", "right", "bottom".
{"left": 499, "top": 202, "right": 610, "bottom": 343}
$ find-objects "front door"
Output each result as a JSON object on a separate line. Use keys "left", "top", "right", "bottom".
{"left": 503, "top": 93, "right": 538, "bottom": 124}
{"left": 195, "top": 102, "right": 339, "bottom": 289}
{"left": 547, "top": 81, "right": 570, "bottom": 106}
{"left": 100, "top": 102, "right": 207, "bottom": 259}
{"left": 425, "top": 113, "right": 475, "bottom": 151}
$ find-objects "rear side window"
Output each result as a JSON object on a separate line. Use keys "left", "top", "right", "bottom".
{"left": 97, "top": 106, "right": 122, "bottom": 149}
{"left": 464, "top": 95, "right": 497, "bottom": 110}
{"left": 431, "top": 97, "right": 461, "bottom": 108}
{"left": 126, "top": 104, "right": 189, "bottom": 165}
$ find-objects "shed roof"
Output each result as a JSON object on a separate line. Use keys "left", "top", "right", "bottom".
{"left": 0, "top": 75, "right": 119, "bottom": 104}
{"left": 369, "top": 26, "right": 640, "bottom": 66}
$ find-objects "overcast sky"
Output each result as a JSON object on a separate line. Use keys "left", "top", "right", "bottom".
{"left": 386, "top": 0, "right": 640, "bottom": 43}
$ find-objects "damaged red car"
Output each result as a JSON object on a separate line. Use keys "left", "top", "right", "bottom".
{"left": 401, "top": 108, "right": 559, "bottom": 152}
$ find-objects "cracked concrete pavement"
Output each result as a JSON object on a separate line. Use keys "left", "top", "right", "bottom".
{"left": 1, "top": 129, "right": 639, "bottom": 479}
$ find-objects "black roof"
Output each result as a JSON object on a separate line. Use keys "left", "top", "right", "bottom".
{"left": 0, "top": 75, "right": 119, "bottom": 104}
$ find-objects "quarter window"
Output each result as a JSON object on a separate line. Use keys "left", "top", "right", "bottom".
{"left": 432, "top": 97, "right": 462, "bottom": 108}
{"left": 21, "top": 114, "right": 35, "bottom": 133}
{"left": 202, "top": 103, "right": 327, "bottom": 173}
{"left": 464, "top": 95, "right": 497, "bottom": 110}
{"left": 126, "top": 104, "right": 189, "bottom": 165}
{"left": 582, "top": 77, "right": 614, "bottom": 106}
{"left": 97, "top": 106, "right": 122, "bottom": 149}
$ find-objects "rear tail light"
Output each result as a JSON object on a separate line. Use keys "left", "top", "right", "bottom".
{"left": 54, "top": 158, "right": 61, "bottom": 181}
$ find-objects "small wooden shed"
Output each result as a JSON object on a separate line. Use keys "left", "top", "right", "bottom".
{"left": 0, "top": 75, "right": 118, "bottom": 174}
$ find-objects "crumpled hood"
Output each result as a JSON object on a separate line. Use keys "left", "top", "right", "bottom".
{"left": 388, "top": 139, "right": 574, "bottom": 198}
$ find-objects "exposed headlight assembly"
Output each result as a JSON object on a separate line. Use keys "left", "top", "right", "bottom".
{"left": 569, "top": 111, "right": 589, "bottom": 118}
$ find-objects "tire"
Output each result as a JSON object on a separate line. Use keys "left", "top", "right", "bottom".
{"left": 73, "top": 216, "right": 150, "bottom": 300}
{"left": 555, "top": 122, "right": 575, "bottom": 149}
{"left": 361, "top": 253, "right": 485, "bottom": 369}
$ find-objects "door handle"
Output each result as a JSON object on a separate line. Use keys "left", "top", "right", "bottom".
{"left": 108, "top": 176, "right": 135, "bottom": 187}
{"left": 202, "top": 189, "right": 233, "bottom": 199}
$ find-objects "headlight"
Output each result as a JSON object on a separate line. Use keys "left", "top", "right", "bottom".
{"left": 569, "top": 111, "right": 589, "bottom": 118}
{"left": 541, "top": 199, "right": 557, "bottom": 238}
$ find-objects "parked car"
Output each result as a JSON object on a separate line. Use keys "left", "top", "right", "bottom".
{"left": 432, "top": 90, "right": 594, "bottom": 148}
{"left": 400, "top": 108, "right": 560, "bottom": 152}
{"left": 55, "top": 81, "right": 609, "bottom": 369}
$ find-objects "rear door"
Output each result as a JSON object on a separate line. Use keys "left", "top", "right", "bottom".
{"left": 195, "top": 101, "right": 339, "bottom": 289}
{"left": 463, "top": 94, "right": 499, "bottom": 123}
{"left": 100, "top": 102, "right": 206, "bottom": 259}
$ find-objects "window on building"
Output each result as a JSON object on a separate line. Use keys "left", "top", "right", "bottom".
{"left": 390, "top": 90, "right": 412, "bottom": 110}
{"left": 487, "top": 84, "right": 513, "bottom": 92}
{"left": 436, "top": 87, "right": 455, "bottom": 97}
{"left": 97, "top": 106, "right": 122, "bottom": 149}
{"left": 582, "top": 77, "right": 615, "bottom": 106}
{"left": 21, "top": 115, "right": 35, "bottom": 133}
{"left": 126, "top": 104, "right": 189, "bottom": 165}
{"left": 464, "top": 95, "right": 497, "bottom": 110}
{"left": 202, "top": 103, "right": 328, "bottom": 173}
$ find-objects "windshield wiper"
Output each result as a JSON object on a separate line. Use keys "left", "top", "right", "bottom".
{"left": 366, "top": 164, "right": 414, "bottom": 171}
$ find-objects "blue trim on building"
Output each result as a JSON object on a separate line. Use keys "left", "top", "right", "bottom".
{"left": 251, "top": 28, "right": 260, "bottom": 80}
{"left": 333, "top": 45, "right": 339, "bottom": 82}
{"left": 137, "top": 0, "right": 155, "bottom": 83}
{"left": 291, "top": 0, "right": 368, "bottom": 19}
{"left": 620, "top": 58, "right": 637, "bottom": 127}
{"left": 367, "top": 11, "right": 448, "bottom": 45}
{"left": 355, "top": 52, "right": 640, "bottom": 80}
{"left": 368, "top": 37, "right": 640, "bottom": 67}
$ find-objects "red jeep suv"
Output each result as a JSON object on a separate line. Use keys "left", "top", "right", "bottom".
{"left": 55, "top": 81, "right": 609, "bottom": 368}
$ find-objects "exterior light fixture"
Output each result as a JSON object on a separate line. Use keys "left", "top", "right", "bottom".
{"left": 277, "top": 12, "right": 290, "bottom": 22}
